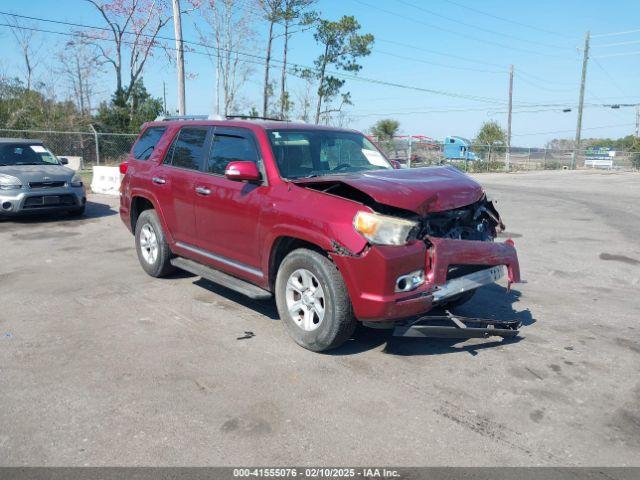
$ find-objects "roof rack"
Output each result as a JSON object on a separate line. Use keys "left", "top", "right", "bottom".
{"left": 153, "top": 114, "right": 291, "bottom": 123}
{"left": 154, "top": 114, "right": 225, "bottom": 122}
{"left": 225, "top": 115, "right": 287, "bottom": 122}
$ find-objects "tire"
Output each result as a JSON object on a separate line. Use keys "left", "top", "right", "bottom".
{"left": 440, "top": 290, "right": 476, "bottom": 309}
{"left": 134, "top": 209, "right": 174, "bottom": 278}
{"left": 68, "top": 206, "right": 86, "bottom": 217}
{"left": 275, "top": 248, "right": 356, "bottom": 352}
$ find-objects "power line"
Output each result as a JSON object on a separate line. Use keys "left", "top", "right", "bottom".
{"left": 593, "top": 51, "right": 640, "bottom": 59}
{"left": 592, "top": 39, "right": 640, "bottom": 48}
{"left": 591, "top": 58, "right": 631, "bottom": 98}
{"left": 0, "top": 19, "right": 513, "bottom": 105}
{"left": 393, "top": 0, "right": 575, "bottom": 50}
{"left": 438, "top": 0, "right": 574, "bottom": 39}
{"left": 592, "top": 28, "right": 640, "bottom": 38}
{"left": 375, "top": 38, "right": 509, "bottom": 70}
{"left": 350, "top": 0, "right": 569, "bottom": 57}
{"left": 513, "top": 123, "right": 636, "bottom": 137}
{"left": 515, "top": 73, "right": 575, "bottom": 93}
{"left": 516, "top": 69, "right": 578, "bottom": 87}
{"left": 374, "top": 49, "right": 505, "bottom": 74}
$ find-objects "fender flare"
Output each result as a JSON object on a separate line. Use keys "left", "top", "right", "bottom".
{"left": 129, "top": 188, "right": 175, "bottom": 245}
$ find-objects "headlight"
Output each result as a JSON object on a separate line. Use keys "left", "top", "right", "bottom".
{"left": 0, "top": 173, "right": 22, "bottom": 190}
{"left": 70, "top": 173, "right": 83, "bottom": 187}
{"left": 353, "top": 211, "right": 419, "bottom": 246}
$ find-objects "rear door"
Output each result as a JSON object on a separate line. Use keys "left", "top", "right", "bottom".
{"left": 151, "top": 126, "right": 211, "bottom": 246}
{"left": 192, "top": 127, "right": 266, "bottom": 278}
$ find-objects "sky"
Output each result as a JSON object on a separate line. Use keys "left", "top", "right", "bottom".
{"left": 0, "top": 0, "right": 639, "bottom": 147}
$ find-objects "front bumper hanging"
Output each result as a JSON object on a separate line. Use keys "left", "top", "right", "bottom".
{"left": 393, "top": 311, "right": 521, "bottom": 339}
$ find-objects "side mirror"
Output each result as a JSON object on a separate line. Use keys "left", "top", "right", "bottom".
{"left": 59, "top": 157, "right": 69, "bottom": 165}
{"left": 225, "top": 161, "right": 261, "bottom": 182}
{"left": 390, "top": 159, "right": 401, "bottom": 169}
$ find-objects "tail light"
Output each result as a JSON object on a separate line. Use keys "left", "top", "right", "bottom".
{"left": 119, "top": 161, "right": 129, "bottom": 174}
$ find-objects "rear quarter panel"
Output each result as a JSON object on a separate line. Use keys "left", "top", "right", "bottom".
{"left": 120, "top": 124, "right": 179, "bottom": 241}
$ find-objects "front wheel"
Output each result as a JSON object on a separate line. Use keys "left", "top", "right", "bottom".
{"left": 275, "top": 248, "right": 356, "bottom": 352}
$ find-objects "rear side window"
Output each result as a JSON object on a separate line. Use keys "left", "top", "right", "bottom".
{"left": 164, "top": 127, "right": 209, "bottom": 170}
{"left": 207, "top": 133, "right": 258, "bottom": 175}
{"left": 133, "top": 127, "right": 166, "bottom": 160}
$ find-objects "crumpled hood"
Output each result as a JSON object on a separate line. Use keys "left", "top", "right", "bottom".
{"left": 293, "top": 166, "right": 484, "bottom": 215}
{"left": 0, "top": 164, "right": 74, "bottom": 183}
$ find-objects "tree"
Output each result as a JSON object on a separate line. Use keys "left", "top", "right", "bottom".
{"left": 5, "top": 17, "right": 43, "bottom": 91}
{"left": 370, "top": 119, "right": 400, "bottom": 141}
{"left": 310, "top": 16, "right": 373, "bottom": 124}
{"left": 82, "top": 0, "right": 172, "bottom": 109}
{"left": 197, "top": 0, "right": 256, "bottom": 116}
{"left": 545, "top": 138, "right": 575, "bottom": 151}
{"left": 370, "top": 119, "right": 400, "bottom": 156}
{"left": 258, "top": 0, "right": 286, "bottom": 118}
{"left": 278, "top": 0, "right": 317, "bottom": 119}
{"left": 294, "top": 71, "right": 315, "bottom": 122}
{"left": 474, "top": 120, "right": 506, "bottom": 161}
{"left": 57, "top": 40, "right": 103, "bottom": 117}
{"left": 95, "top": 79, "right": 162, "bottom": 133}
{"left": 0, "top": 76, "right": 83, "bottom": 131}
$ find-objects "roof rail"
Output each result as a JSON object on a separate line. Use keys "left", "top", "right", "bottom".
{"left": 153, "top": 114, "right": 292, "bottom": 123}
{"left": 225, "top": 115, "right": 287, "bottom": 122}
{"left": 154, "top": 114, "right": 225, "bottom": 121}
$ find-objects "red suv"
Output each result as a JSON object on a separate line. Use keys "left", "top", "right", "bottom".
{"left": 120, "top": 116, "right": 520, "bottom": 351}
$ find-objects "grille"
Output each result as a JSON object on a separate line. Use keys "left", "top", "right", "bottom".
{"left": 29, "top": 181, "right": 66, "bottom": 189}
{"left": 23, "top": 195, "right": 76, "bottom": 209}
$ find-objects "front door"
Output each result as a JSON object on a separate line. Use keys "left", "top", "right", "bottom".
{"left": 192, "top": 127, "right": 267, "bottom": 279}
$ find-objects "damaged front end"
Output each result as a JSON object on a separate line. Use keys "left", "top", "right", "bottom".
{"left": 419, "top": 195, "right": 520, "bottom": 295}
{"left": 293, "top": 171, "right": 521, "bottom": 321}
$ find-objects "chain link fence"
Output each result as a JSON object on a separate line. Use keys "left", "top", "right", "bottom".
{"left": 0, "top": 129, "right": 138, "bottom": 170}
{"left": 375, "top": 136, "right": 640, "bottom": 173}
{"left": 1, "top": 128, "right": 638, "bottom": 173}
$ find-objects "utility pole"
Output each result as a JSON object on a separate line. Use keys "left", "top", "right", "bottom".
{"left": 163, "top": 81, "right": 167, "bottom": 114}
{"left": 635, "top": 104, "right": 639, "bottom": 138}
{"left": 172, "top": 0, "right": 186, "bottom": 115}
{"left": 572, "top": 31, "right": 590, "bottom": 170}
{"left": 506, "top": 64, "right": 514, "bottom": 171}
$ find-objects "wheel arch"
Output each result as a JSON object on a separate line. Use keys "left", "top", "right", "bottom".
{"left": 129, "top": 192, "right": 173, "bottom": 245}
{"left": 267, "top": 234, "right": 330, "bottom": 291}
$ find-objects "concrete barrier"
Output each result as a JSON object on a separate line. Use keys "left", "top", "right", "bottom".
{"left": 91, "top": 166, "right": 121, "bottom": 196}
{"left": 584, "top": 159, "right": 613, "bottom": 170}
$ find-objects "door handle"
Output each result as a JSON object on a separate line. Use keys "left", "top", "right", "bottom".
{"left": 152, "top": 177, "right": 166, "bottom": 185}
{"left": 195, "top": 186, "right": 211, "bottom": 195}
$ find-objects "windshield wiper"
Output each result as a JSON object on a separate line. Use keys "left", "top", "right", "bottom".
{"left": 15, "top": 162, "right": 43, "bottom": 166}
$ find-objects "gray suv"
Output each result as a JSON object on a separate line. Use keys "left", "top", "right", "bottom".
{"left": 0, "top": 139, "right": 87, "bottom": 217}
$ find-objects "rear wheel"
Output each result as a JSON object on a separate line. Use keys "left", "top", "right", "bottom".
{"left": 275, "top": 248, "right": 356, "bottom": 352}
{"left": 135, "top": 209, "right": 174, "bottom": 277}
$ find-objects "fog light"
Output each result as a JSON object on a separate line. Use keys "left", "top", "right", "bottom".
{"left": 395, "top": 269, "right": 425, "bottom": 292}
{"left": 2, "top": 201, "right": 12, "bottom": 211}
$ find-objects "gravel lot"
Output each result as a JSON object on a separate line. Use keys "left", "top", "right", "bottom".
{"left": 1, "top": 170, "right": 639, "bottom": 466}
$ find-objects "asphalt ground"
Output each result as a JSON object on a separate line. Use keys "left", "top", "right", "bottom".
{"left": 0, "top": 169, "right": 639, "bottom": 466}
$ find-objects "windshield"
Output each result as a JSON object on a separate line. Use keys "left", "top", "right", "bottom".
{"left": 0, "top": 143, "right": 61, "bottom": 166}
{"left": 268, "top": 129, "right": 392, "bottom": 179}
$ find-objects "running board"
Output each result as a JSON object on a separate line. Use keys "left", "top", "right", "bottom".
{"left": 170, "top": 257, "right": 272, "bottom": 300}
{"left": 393, "top": 311, "right": 520, "bottom": 339}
